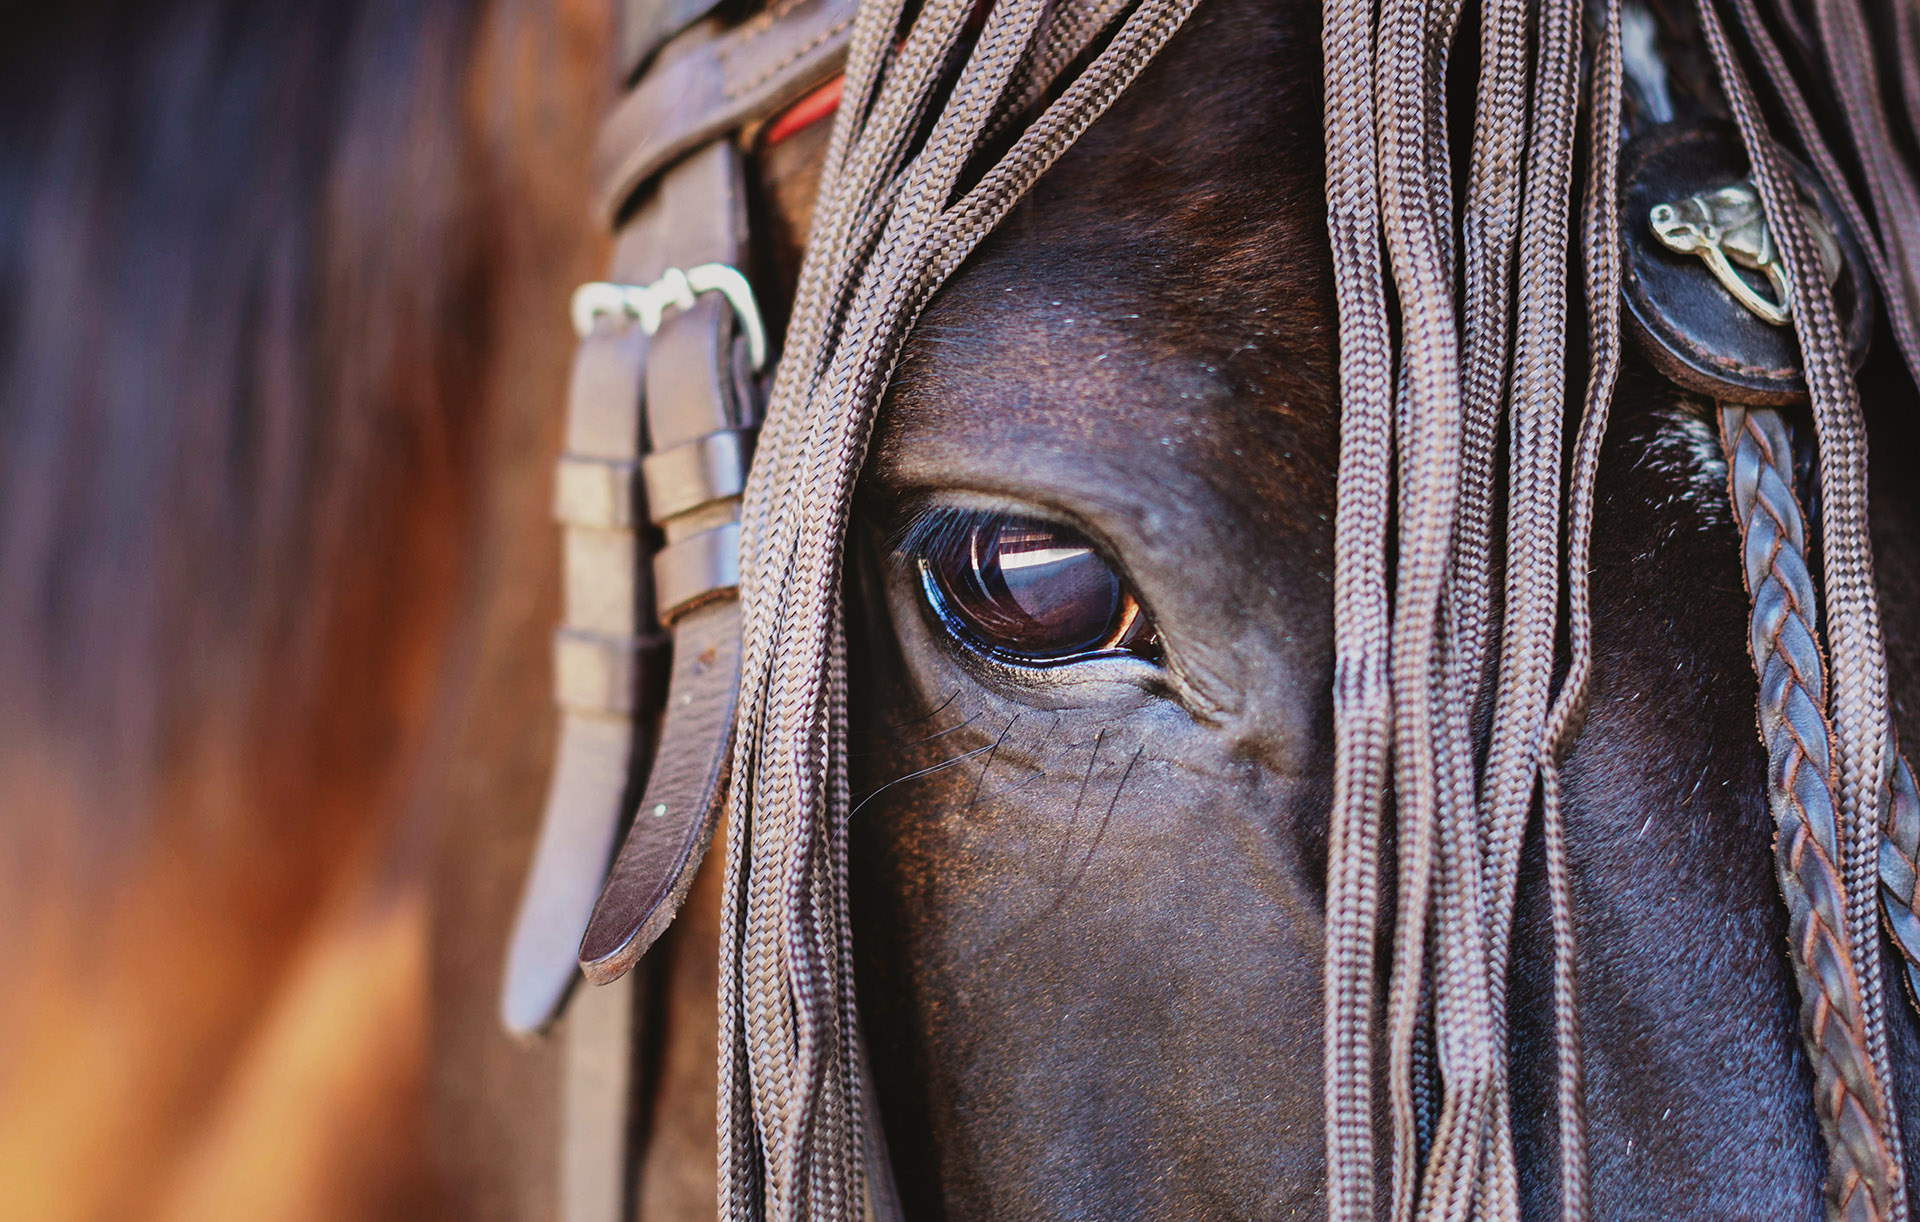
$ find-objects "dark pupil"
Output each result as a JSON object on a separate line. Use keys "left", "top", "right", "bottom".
{"left": 927, "top": 514, "right": 1122, "bottom": 658}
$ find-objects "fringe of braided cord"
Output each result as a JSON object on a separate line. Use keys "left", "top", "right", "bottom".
{"left": 1320, "top": 0, "right": 1604, "bottom": 1216}
{"left": 719, "top": 0, "right": 1201, "bottom": 1215}
{"left": 1720, "top": 405, "right": 1899, "bottom": 1222}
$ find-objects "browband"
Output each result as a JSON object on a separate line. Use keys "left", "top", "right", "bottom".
{"left": 595, "top": 0, "right": 860, "bottom": 225}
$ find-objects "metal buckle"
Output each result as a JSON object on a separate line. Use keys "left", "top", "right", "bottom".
{"left": 570, "top": 263, "right": 769, "bottom": 369}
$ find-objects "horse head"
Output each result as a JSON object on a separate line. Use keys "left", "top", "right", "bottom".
{"left": 500, "top": 0, "right": 1920, "bottom": 1216}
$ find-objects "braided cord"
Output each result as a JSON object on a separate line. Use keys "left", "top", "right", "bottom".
{"left": 1699, "top": 0, "right": 1916, "bottom": 1214}
{"left": 1320, "top": 0, "right": 1395, "bottom": 1206}
{"left": 1720, "top": 405, "right": 1899, "bottom": 1222}
{"left": 720, "top": 0, "right": 1200, "bottom": 1215}
{"left": 1321, "top": 0, "right": 1608, "bottom": 1216}
{"left": 1882, "top": 750, "right": 1920, "bottom": 1009}
{"left": 1529, "top": 5, "right": 1625, "bottom": 1215}
{"left": 1375, "top": 0, "right": 1473, "bottom": 1208}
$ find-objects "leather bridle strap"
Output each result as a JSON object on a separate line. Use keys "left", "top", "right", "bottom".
{"left": 573, "top": 137, "right": 757, "bottom": 990}
{"left": 618, "top": 0, "right": 731, "bottom": 83}
{"left": 595, "top": 0, "right": 861, "bottom": 226}
{"left": 503, "top": 0, "right": 856, "bottom": 1042}
{"left": 1718, "top": 404, "right": 1900, "bottom": 1220}
{"left": 497, "top": 5, "right": 856, "bottom": 1218}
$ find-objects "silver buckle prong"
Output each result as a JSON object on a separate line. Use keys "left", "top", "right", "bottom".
{"left": 570, "top": 263, "right": 769, "bottom": 369}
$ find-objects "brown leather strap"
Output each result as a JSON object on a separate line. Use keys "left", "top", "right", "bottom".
{"left": 504, "top": 121, "right": 761, "bottom": 1033}
{"left": 643, "top": 427, "right": 755, "bottom": 521}
{"left": 619, "top": 0, "right": 730, "bottom": 83}
{"left": 580, "top": 598, "right": 743, "bottom": 983}
{"left": 503, "top": 708, "right": 653, "bottom": 1035}
{"left": 506, "top": 4, "right": 843, "bottom": 1210}
{"left": 1720, "top": 403, "right": 1900, "bottom": 1219}
{"left": 560, "top": 971, "right": 643, "bottom": 1222}
{"left": 594, "top": 0, "right": 858, "bottom": 224}
{"left": 502, "top": 274, "right": 664, "bottom": 1037}
{"left": 576, "top": 142, "right": 757, "bottom": 982}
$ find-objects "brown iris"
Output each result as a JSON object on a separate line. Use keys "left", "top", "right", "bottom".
{"left": 911, "top": 510, "right": 1158, "bottom": 664}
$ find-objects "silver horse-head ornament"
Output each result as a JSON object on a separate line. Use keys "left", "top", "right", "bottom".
{"left": 1649, "top": 180, "right": 1841, "bottom": 326}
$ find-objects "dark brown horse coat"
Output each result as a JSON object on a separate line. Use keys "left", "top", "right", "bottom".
{"left": 11, "top": 0, "right": 1920, "bottom": 1217}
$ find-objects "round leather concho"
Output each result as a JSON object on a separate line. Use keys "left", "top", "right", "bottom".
{"left": 1621, "top": 120, "right": 1873, "bottom": 405}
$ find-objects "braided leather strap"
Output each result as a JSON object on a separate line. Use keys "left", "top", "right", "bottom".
{"left": 1880, "top": 736, "right": 1920, "bottom": 1008}
{"left": 1722, "top": 405, "right": 1899, "bottom": 1222}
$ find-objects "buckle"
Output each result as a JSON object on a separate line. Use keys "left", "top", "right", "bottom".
{"left": 570, "top": 263, "right": 769, "bottom": 369}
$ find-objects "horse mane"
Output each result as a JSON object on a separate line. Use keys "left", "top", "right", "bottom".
{"left": 0, "top": 0, "right": 479, "bottom": 854}
{"left": 0, "top": 0, "right": 602, "bottom": 1213}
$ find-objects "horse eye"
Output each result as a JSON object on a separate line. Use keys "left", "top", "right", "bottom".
{"left": 908, "top": 510, "right": 1159, "bottom": 665}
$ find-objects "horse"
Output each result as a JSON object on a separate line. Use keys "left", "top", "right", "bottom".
{"left": 546, "top": 0, "right": 1920, "bottom": 1214}
{"left": 826, "top": 8, "right": 1920, "bottom": 1221}
{"left": 11, "top": 0, "right": 1920, "bottom": 1218}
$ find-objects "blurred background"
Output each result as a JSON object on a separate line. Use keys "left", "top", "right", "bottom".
{"left": 0, "top": 0, "right": 622, "bottom": 1215}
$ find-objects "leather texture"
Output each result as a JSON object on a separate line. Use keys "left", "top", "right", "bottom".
{"left": 570, "top": 136, "right": 757, "bottom": 987}
{"left": 1882, "top": 749, "right": 1920, "bottom": 1008}
{"left": 560, "top": 971, "right": 641, "bottom": 1222}
{"left": 619, "top": 0, "right": 729, "bottom": 83}
{"left": 579, "top": 597, "right": 743, "bottom": 984}
{"left": 594, "top": 0, "right": 858, "bottom": 224}
{"left": 1622, "top": 121, "right": 1873, "bottom": 405}
{"left": 504, "top": 13, "right": 815, "bottom": 1210}
{"left": 502, "top": 256, "right": 660, "bottom": 1036}
{"left": 643, "top": 427, "right": 756, "bottom": 521}
{"left": 503, "top": 138, "right": 757, "bottom": 1036}
{"left": 647, "top": 295, "right": 747, "bottom": 448}
{"left": 617, "top": 143, "right": 749, "bottom": 307}
{"left": 503, "top": 714, "right": 652, "bottom": 1035}
{"left": 1722, "top": 405, "right": 1899, "bottom": 1221}
{"left": 653, "top": 521, "right": 742, "bottom": 620}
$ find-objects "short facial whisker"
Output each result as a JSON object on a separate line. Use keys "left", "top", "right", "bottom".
{"left": 848, "top": 739, "right": 1002, "bottom": 820}
{"left": 846, "top": 709, "right": 985, "bottom": 758}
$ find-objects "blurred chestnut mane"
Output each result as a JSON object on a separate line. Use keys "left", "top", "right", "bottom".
{"left": 0, "top": 1, "right": 607, "bottom": 1214}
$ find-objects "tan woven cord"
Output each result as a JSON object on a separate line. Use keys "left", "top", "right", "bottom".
{"left": 1699, "top": 1, "right": 1909, "bottom": 1215}
{"left": 718, "top": 0, "right": 1199, "bottom": 1215}
{"left": 1318, "top": 0, "right": 1920, "bottom": 1214}
{"left": 1321, "top": 0, "right": 1614, "bottom": 1214}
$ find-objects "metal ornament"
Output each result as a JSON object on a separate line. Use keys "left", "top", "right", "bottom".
{"left": 1649, "top": 179, "right": 1841, "bottom": 325}
{"left": 1619, "top": 121, "right": 1873, "bottom": 405}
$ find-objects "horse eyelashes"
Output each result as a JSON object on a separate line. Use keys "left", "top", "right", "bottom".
{"left": 895, "top": 506, "right": 1161, "bottom": 667}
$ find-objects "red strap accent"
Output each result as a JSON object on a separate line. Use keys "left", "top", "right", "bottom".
{"left": 762, "top": 73, "right": 844, "bottom": 146}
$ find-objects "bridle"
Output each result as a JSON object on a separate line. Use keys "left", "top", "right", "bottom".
{"left": 503, "top": 0, "right": 858, "bottom": 1017}
{"left": 496, "top": 0, "right": 1920, "bottom": 1219}
{"left": 497, "top": 2, "right": 858, "bottom": 1216}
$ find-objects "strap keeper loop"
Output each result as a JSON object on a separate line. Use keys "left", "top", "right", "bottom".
{"left": 554, "top": 455, "right": 641, "bottom": 529}
{"left": 653, "top": 521, "right": 740, "bottom": 623}
{"left": 643, "top": 428, "right": 756, "bottom": 523}
{"left": 552, "top": 627, "right": 670, "bottom": 716}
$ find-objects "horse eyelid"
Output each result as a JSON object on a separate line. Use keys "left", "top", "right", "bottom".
{"left": 894, "top": 505, "right": 1164, "bottom": 668}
